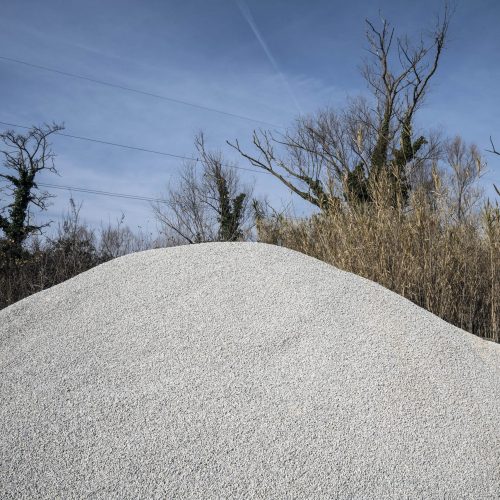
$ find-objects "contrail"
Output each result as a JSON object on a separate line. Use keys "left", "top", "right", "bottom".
{"left": 236, "top": 0, "right": 302, "bottom": 116}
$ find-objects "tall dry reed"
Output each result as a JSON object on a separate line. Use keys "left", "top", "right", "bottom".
{"left": 258, "top": 173, "right": 500, "bottom": 342}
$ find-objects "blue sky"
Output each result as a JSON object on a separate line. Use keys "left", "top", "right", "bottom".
{"left": 0, "top": 0, "right": 499, "bottom": 233}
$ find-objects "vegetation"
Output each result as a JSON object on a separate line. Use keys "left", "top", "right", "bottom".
{"left": 256, "top": 156, "right": 500, "bottom": 343}
{"left": 153, "top": 133, "right": 253, "bottom": 244}
{"left": 229, "top": 9, "right": 450, "bottom": 210}
{"left": 0, "top": 199, "right": 160, "bottom": 309}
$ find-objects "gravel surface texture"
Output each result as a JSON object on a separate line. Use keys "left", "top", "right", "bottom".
{"left": 1, "top": 242, "right": 499, "bottom": 498}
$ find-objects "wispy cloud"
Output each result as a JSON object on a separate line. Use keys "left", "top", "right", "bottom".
{"left": 235, "top": 0, "right": 302, "bottom": 115}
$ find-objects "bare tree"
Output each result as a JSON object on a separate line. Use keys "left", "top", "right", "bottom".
{"left": 0, "top": 123, "right": 64, "bottom": 253}
{"left": 229, "top": 6, "right": 451, "bottom": 210}
{"left": 153, "top": 133, "right": 253, "bottom": 244}
{"left": 444, "top": 137, "right": 485, "bottom": 222}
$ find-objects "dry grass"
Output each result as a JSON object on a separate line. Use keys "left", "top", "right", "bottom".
{"left": 257, "top": 176, "right": 500, "bottom": 343}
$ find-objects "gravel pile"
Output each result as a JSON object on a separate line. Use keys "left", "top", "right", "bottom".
{"left": 1, "top": 242, "right": 499, "bottom": 498}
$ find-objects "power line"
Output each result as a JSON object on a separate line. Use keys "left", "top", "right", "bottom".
{"left": 0, "top": 55, "right": 281, "bottom": 128}
{"left": 38, "top": 182, "right": 168, "bottom": 204}
{"left": 1, "top": 118, "right": 269, "bottom": 204}
{"left": 0, "top": 120, "right": 270, "bottom": 176}
{"left": 0, "top": 120, "right": 190, "bottom": 160}
{"left": 37, "top": 182, "right": 307, "bottom": 222}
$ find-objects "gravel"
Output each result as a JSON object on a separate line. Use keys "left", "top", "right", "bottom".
{"left": 1, "top": 242, "right": 499, "bottom": 499}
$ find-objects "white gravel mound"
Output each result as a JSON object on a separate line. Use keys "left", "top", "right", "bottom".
{"left": 1, "top": 242, "right": 499, "bottom": 498}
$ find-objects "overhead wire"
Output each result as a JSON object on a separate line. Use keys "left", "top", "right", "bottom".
{"left": 37, "top": 182, "right": 168, "bottom": 204}
{"left": 0, "top": 55, "right": 281, "bottom": 128}
{"left": 0, "top": 120, "right": 271, "bottom": 176}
